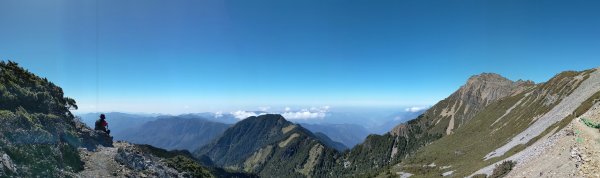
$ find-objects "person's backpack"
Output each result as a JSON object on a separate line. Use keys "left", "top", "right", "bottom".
{"left": 94, "top": 119, "right": 102, "bottom": 130}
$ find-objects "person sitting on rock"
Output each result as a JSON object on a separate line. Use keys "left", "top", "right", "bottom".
{"left": 94, "top": 114, "right": 110, "bottom": 135}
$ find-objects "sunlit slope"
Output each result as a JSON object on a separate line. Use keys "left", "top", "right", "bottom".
{"left": 390, "top": 68, "right": 599, "bottom": 177}
{"left": 343, "top": 73, "right": 533, "bottom": 177}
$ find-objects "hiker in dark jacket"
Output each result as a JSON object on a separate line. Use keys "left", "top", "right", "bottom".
{"left": 94, "top": 114, "right": 110, "bottom": 135}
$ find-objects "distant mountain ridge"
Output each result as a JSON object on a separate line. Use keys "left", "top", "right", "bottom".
{"left": 179, "top": 113, "right": 240, "bottom": 124}
{"left": 120, "top": 116, "right": 231, "bottom": 151}
{"left": 300, "top": 123, "right": 369, "bottom": 148}
{"left": 189, "top": 70, "right": 598, "bottom": 177}
{"left": 79, "top": 112, "right": 369, "bottom": 152}
{"left": 79, "top": 112, "right": 158, "bottom": 140}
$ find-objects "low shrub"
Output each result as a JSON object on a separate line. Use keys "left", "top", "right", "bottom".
{"left": 490, "top": 161, "right": 516, "bottom": 178}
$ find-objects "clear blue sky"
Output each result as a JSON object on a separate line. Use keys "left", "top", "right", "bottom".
{"left": 1, "top": 0, "right": 599, "bottom": 114}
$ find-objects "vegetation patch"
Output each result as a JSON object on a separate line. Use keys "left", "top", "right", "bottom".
{"left": 581, "top": 118, "right": 600, "bottom": 129}
{"left": 490, "top": 161, "right": 516, "bottom": 178}
{"left": 165, "top": 155, "right": 214, "bottom": 178}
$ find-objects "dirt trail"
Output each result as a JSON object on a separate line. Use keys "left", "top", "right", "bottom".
{"left": 77, "top": 142, "right": 130, "bottom": 178}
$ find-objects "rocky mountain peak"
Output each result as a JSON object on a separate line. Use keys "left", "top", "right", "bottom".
{"left": 245, "top": 114, "right": 288, "bottom": 124}
{"left": 391, "top": 73, "right": 534, "bottom": 136}
{"left": 460, "top": 73, "right": 524, "bottom": 104}
{"left": 466, "top": 72, "right": 507, "bottom": 82}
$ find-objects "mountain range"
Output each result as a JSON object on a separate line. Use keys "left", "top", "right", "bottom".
{"left": 78, "top": 112, "right": 373, "bottom": 151}
{"left": 2, "top": 60, "right": 599, "bottom": 177}
{"left": 299, "top": 123, "right": 369, "bottom": 148}
{"left": 192, "top": 67, "right": 600, "bottom": 177}
{"left": 120, "top": 116, "right": 231, "bottom": 151}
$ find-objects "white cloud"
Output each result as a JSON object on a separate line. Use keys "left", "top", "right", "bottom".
{"left": 231, "top": 110, "right": 265, "bottom": 120}
{"left": 281, "top": 106, "right": 330, "bottom": 120}
{"left": 231, "top": 106, "right": 331, "bottom": 120}
{"left": 405, "top": 106, "right": 427, "bottom": 112}
{"left": 282, "top": 111, "right": 326, "bottom": 120}
{"left": 214, "top": 111, "right": 223, "bottom": 118}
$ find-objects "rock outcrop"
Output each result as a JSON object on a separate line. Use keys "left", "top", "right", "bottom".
{"left": 0, "top": 153, "right": 17, "bottom": 175}
{"left": 74, "top": 118, "right": 114, "bottom": 151}
{"left": 114, "top": 142, "right": 186, "bottom": 177}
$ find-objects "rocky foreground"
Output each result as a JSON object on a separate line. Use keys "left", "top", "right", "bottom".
{"left": 77, "top": 141, "right": 188, "bottom": 178}
{"left": 504, "top": 102, "right": 600, "bottom": 178}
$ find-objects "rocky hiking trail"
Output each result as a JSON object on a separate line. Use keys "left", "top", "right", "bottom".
{"left": 76, "top": 141, "right": 187, "bottom": 178}
{"left": 471, "top": 101, "right": 600, "bottom": 178}
{"left": 505, "top": 102, "right": 600, "bottom": 178}
{"left": 77, "top": 142, "right": 127, "bottom": 178}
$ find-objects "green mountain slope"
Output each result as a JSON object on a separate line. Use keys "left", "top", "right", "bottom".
{"left": 192, "top": 72, "right": 541, "bottom": 178}
{"left": 195, "top": 114, "right": 343, "bottom": 177}
{"left": 390, "top": 68, "right": 600, "bottom": 177}
{"left": 333, "top": 73, "right": 534, "bottom": 177}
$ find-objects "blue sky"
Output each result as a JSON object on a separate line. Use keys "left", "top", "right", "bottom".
{"left": 1, "top": 0, "right": 599, "bottom": 114}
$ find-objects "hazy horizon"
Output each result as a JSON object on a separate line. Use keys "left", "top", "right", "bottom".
{"left": 71, "top": 105, "right": 429, "bottom": 119}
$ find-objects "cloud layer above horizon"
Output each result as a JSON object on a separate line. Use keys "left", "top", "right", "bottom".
{"left": 231, "top": 106, "right": 331, "bottom": 120}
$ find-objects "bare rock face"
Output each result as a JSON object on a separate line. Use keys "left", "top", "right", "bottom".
{"left": 114, "top": 143, "right": 185, "bottom": 178}
{"left": 444, "top": 73, "right": 533, "bottom": 130}
{"left": 391, "top": 73, "right": 534, "bottom": 136}
{"left": 460, "top": 73, "right": 529, "bottom": 107}
{"left": 74, "top": 118, "right": 113, "bottom": 151}
{"left": 0, "top": 153, "right": 17, "bottom": 175}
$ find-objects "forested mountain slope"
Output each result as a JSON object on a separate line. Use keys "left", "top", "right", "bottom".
{"left": 195, "top": 114, "right": 344, "bottom": 177}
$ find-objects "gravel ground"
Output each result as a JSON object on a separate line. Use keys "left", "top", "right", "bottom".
{"left": 77, "top": 144, "right": 126, "bottom": 178}
{"left": 470, "top": 102, "right": 600, "bottom": 177}
{"left": 485, "top": 68, "right": 600, "bottom": 160}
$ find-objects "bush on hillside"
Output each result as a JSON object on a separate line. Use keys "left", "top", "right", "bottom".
{"left": 490, "top": 161, "right": 516, "bottom": 178}
{"left": 472, "top": 174, "right": 487, "bottom": 178}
